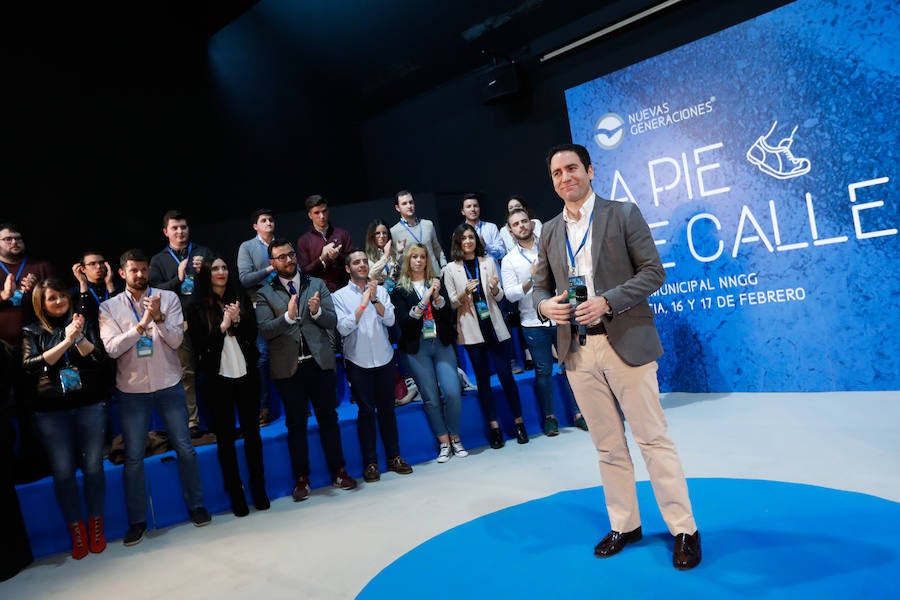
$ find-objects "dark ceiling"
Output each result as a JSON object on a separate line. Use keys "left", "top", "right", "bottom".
{"left": 7, "top": 0, "right": 670, "bottom": 118}
{"left": 211, "top": 0, "right": 666, "bottom": 117}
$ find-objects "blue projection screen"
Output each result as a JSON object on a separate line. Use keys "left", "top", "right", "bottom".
{"left": 564, "top": 0, "right": 899, "bottom": 392}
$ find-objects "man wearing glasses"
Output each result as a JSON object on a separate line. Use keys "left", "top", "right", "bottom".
{"left": 255, "top": 239, "right": 358, "bottom": 502}
{"left": 71, "top": 250, "right": 120, "bottom": 327}
{"left": 1, "top": 223, "right": 55, "bottom": 484}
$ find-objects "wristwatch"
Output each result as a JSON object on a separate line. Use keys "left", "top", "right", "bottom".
{"left": 154, "top": 312, "right": 166, "bottom": 323}
{"left": 371, "top": 298, "right": 380, "bottom": 305}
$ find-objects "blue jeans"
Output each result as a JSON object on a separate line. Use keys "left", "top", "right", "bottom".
{"left": 256, "top": 332, "right": 277, "bottom": 416}
{"left": 118, "top": 383, "right": 204, "bottom": 525}
{"left": 521, "top": 325, "right": 579, "bottom": 418}
{"left": 404, "top": 338, "right": 462, "bottom": 438}
{"left": 32, "top": 403, "right": 107, "bottom": 523}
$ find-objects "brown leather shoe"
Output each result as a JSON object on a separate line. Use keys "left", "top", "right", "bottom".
{"left": 292, "top": 475, "right": 311, "bottom": 501}
{"left": 673, "top": 530, "right": 702, "bottom": 570}
{"left": 332, "top": 469, "right": 358, "bottom": 490}
{"left": 388, "top": 456, "right": 413, "bottom": 475}
{"left": 363, "top": 463, "right": 380, "bottom": 482}
{"left": 593, "top": 526, "right": 642, "bottom": 558}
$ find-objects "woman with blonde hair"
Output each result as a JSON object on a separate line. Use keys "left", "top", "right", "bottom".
{"left": 21, "top": 278, "right": 109, "bottom": 559}
{"left": 390, "top": 244, "right": 467, "bottom": 463}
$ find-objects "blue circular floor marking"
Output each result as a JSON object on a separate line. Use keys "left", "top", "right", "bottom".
{"left": 359, "top": 478, "right": 900, "bottom": 599}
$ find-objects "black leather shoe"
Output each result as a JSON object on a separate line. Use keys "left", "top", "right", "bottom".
{"left": 673, "top": 530, "right": 702, "bottom": 570}
{"left": 292, "top": 475, "right": 311, "bottom": 501}
{"left": 593, "top": 526, "right": 642, "bottom": 558}
{"left": 489, "top": 427, "right": 505, "bottom": 449}
{"left": 514, "top": 422, "right": 529, "bottom": 444}
{"left": 230, "top": 487, "right": 250, "bottom": 517}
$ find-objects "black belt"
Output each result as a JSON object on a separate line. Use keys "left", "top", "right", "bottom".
{"left": 585, "top": 323, "right": 606, "bottom": 336}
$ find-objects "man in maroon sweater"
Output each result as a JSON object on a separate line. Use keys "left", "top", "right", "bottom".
{"left": 295, "top": 195, "right": 354, "bottom": 293}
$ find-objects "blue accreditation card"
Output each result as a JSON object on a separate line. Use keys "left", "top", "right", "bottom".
{"left": 136, "top": 335, "right": 153, "bottom": 357}
{"left": 567, "top": 275, "right": 586, "bottom": 302}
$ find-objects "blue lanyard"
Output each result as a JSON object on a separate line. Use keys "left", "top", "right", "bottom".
{"left": 565, "top": 210, "right": 594, "bottom": 268}
{"left": 88, "top": 286, "right": 109, "bottom": 305}
{"left": 400, "top": 220, "right": 422, "bottom": 243}
{"left": 166, "top": 243, "right": 192, "bottom": 266}
{"left": 127, "top": 289, "right": 152, "bottom": 324}
{"left": 0, "top": 258, "right": 26, "bottom": 282}
{"left": 517, "top": 239, "right": 539, "bottom": 264}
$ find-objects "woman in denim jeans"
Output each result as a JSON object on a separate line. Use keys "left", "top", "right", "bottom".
{"left": 391, "top": 244, "right": 468, "bottom": 463}
{"left": 21, "top": 278, "right": 109, "bottom": 559}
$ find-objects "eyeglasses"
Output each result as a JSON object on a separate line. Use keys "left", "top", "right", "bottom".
{"left": 0, "top": 236, "right": 23, "bottom": 244}
{"left": 272, "top": 251, "right": 296, "bottom": 262}
{"left": 84, "top": 261, "right": 105, "bottom": 268}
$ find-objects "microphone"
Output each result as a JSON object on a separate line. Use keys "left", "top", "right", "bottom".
{"left": 574, "top": 285, "right": 588, "bottom": 346}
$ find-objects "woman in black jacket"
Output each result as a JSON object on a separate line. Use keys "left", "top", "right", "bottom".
{"left": 390, "top": 244, "right": 468, "bottom": 464}
{"left": 187, "top": 256, "right": 268, "bottom": 516}
{"left": 21, "top": 278, "right": 109, "bottom": 559}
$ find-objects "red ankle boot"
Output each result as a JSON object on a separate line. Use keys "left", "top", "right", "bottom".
{"left": 69, "top": 520, "right": 88, "bottom": 559}
{"left": 88, "top": 515, "right": 106, "bottom": 553}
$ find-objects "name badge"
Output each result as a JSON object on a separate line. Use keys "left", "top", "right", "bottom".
{"left": 421, "top": 318, "right": 436, "bottom": 339}
{"left": 136, "top": 335, "right": 154, "bottom": 357}
{"left": 59, "top": 367, "right": 83, "bottom": 393}
{"left": 181, "top": 275, "right": 195, "bottom": 295}
{"left": 567, "top": 275, "right": 586, "bottom": 302}
{"left": 10, "top": 289, "right": 24, "bottom": 306}
{"left": 475, "top": 300, "right": 490, "bottom": 320}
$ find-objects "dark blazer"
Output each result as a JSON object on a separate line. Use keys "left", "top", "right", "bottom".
{"left": 532, "top": 195, "right": 665, "bottom": 367}
{"left": 254, "top": 273, "right": 337, "bottom": 377}
{"left": 391, "top": 283, "right": 456, "bottom": 354}
{"left": 186, "top": 289, "right": 260, "bottom": 379}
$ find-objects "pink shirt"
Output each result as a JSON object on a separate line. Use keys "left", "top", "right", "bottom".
{"left": 99, "top": 287, "right": 184, "bottom": 394}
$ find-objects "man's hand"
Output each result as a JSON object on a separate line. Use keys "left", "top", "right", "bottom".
{"left": 308, "top": 290, "right": 321, "bottom": 314}
{"left": 72, "top": 262, "right": 88, "bottom": 288}
{"left": 320, "top": 242, "right": 340, "bottom": 263}
{"left": 287, "top": 292, "right": 300, "bottom": 320}
{"left": 1, "top": 273, "right": 14, "bottom": 301}
{"left": 142, "top": 294, "right": 163, "bottom": 324}
{"left": 574, "top": 296, "right": 611, "bottom": 325}
{"left": 19, "top": 273, "right": 38, "bottom": 294}
{"left": 538, "top": 291, "right": 572, "bottom": 323}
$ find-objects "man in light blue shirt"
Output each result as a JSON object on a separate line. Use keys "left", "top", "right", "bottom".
{"left": 237, "top": 208, "right": 278, "bottom": 426}
{"left": 333, "top": 250, "right": 413, "bottom": 483}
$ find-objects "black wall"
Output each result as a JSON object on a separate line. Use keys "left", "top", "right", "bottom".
{"left": 4, "top": 0, "right": 791, "bottom": 276}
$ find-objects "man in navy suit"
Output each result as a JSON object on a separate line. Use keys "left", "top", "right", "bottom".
{"left": 532, "top": 143, "right": 701, "bottom": 570}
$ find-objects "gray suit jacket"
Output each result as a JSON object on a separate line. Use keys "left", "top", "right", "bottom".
{"left": 532, "top": 196, "right": 665, "bottom": 367}
{"left": 255, "top": 274, "right": 337, "bottom": 378}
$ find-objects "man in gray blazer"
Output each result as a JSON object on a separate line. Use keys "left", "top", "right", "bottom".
{"left": 532, "top": 143, "right": 701, "bottom": 570}
{"left": 255, "top": 238, "right": 357, "bottom": 501}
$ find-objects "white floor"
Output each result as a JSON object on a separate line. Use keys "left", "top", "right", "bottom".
{"left": 6, "top": 391, "right": 900, "bottom": 599}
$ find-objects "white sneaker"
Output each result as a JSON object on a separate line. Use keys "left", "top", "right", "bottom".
{"left": 437, "top": 443, "right": 452, "bottom": 463}
{"left": 450, "top": 439, "right": 468, "bottom": 458}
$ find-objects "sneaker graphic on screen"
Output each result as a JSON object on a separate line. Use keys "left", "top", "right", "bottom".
{"left": 746, "top": 121, "right": 811, "bottom": 179}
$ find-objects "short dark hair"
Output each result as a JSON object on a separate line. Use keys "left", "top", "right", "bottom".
{"left": 506, "top": 208, "right": 530, "bottom": 225}
{"left": 162, "top": 209, "right": 187, "bottom": 228}
{"left": 251, "top": 208, "right": 274, "bottom": 225}
{"left": 79, "top": 249, "right": 105, "bottom": 263}
{"left": 119, "top": 248, "right": 149, "bottom": 268}
{"left": 460, "top": 192, "right": 480, "bottom": 210}
{"left": 344, "top": 249, "right": 367, "bottom": 266}
{"left": 545, "top": 143, "right": 592, "bottom": 172}
{"left": 394, "top": 190, "right": 412, "bottom": 204}
{"left": 305, "top": 194, "right": 327, "bottom": 211}
{"left": 450, "top": 223, "right": 486, "bottom": 261}
{"left": 0, "top": 222, "right": 21, "bottom": 235}
{"left": 267, "top": 238, "right": 293, "bottom": 259}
